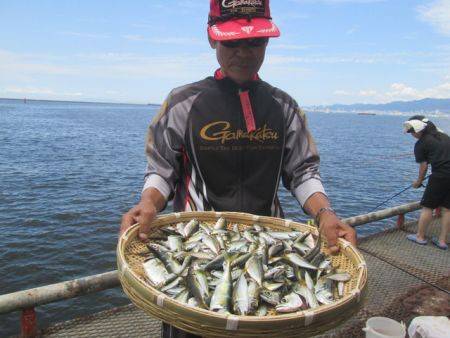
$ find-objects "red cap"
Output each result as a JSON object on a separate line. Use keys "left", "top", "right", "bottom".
{"left": 208, "top": 0, "right": 280, "bottom": 41}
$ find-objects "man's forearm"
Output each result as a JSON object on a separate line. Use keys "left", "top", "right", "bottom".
{"left": 141, "top": 187, "right": 167, "bottom": 212}
{"left": 303, "top": 192, "right": 331, "bottom": 219}
{"left": 417, "top": 162, "right": 428, "bottom": 182}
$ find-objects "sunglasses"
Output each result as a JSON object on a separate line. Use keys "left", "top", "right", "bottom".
{"left": 220, "top": 38, "right": 269, "bottom": 48}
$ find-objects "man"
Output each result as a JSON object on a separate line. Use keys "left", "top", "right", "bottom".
{"left": 121, "top": 1, "right": 357, "bottom": 336}
{"left": 404, "top": 116, "right": 449, "bottom": 250}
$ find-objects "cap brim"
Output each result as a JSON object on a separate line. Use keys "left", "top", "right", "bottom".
{"left": 208, "top": 18, "right": 280, "bottom": 41}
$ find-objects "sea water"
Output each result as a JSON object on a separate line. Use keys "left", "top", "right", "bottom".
{"left": 0, "top": 98, "right": 448, "bottom": 335}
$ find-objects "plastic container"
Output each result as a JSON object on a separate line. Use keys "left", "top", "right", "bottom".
{"left": 363, "top": 317, "right": 406, "bottom": 338}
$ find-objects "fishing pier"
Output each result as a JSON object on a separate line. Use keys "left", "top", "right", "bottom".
{"left": 1, "top": 202, "right": 449, "bottom": 337}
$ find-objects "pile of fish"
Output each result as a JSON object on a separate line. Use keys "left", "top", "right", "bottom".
{"left": 141, "top": 218, "right": 351, "bottom": 315}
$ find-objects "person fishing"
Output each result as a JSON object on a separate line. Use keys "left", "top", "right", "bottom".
{"left": 121, "top": 0, "right": 356, "bottom": 336}
{"left": 404, "top": 115, "right": 450, "bottom": 250}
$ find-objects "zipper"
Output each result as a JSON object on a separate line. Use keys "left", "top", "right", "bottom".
{"left": 239, "top": 89, "right": 256, "bottom": 133}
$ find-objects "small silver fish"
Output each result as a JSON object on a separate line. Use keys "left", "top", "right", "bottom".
{"left": 231, "top": 252, "right": 253, "bottom": 269}
{"left": 268, "top": 241, "right": 284, "bottom": 258}
{"left": 174, "top": 289, "right": 190, "bottom": 304}
{"left": 247, "top": 280, "right": 260, "bottom": 314}
{"left": 199, "top": 223, "right": 212, "bottom": 235}
{"left": 253, "top": 224, "right": 263, "bottom": 232}
{"left": 184, "top": 219, "right": 199, "bottom": 238}
{"left": 227, "top": 240, "right": 247, "bottom": 253}
{"left": 243, "top": 230, "right": 256, "bottom": 243}
{"left": 167, "top": 236, "right": 183, "bottom": 252}
{"left": 202, "top": 234, "right": 221, "bottom": 255}
{"left": 161, "top": 277, "right": 183, "bottom": 293}
{"left": 338, "top": 281, "right": 345, "bottom": 298}
{"left": 293, "top": 242, "right": 310, "bottom": 256}
{"left": 209, "top": 258, "right": 232, "bottom": 312}
{"left": 260, "top": 289, "right": 281, "bottom": 306}
{"left": 143, "top": 258, "right": 177, "bottom": 289}
{"left": 263, "top": 281, "right": 284, "bottom": 291}
{"left": 255, "top": 304, "right": 268, "bottom": 316}
{"left": 304, "top": 271, "right": 315, "bottom": 290}
{"left": 187, "top": 267, "right": 210, "bottom": 309}
{"left": 264, "top": 265, "right": 285, "bottom": 280}
{"left": 166, "top": 286, "right": 186, "bottom": 296}
{"left": 325, "top": 272, "right": 351, "bottom": 282}
{"left": 232, "top": 273, "right": 249, "bottom": 315}
{"left": 184, "top": 231, "right": 204, "bottom": 245}
{"left": 303, "top": 234, "right": 316, "bottom": 249}
{"left": 316, "top": 257, "right": 332, "bottom": 280}
{"left": 245, "top": 254, "right": 264, "bottom": 287}
{"left": 293, "top": 284, "right": 319, "bottom": 309}
{"left": 267, "top": 231, "right": 301, "bottom": 240}
{"left": 187, "top": 297, "right": 199, "bottom": 307}
{"left": 315, "top": 277, "right": 334, "bottom": 305}
{"left": 214, "top": 217, "right": 227, "bottom": 230}
{"left": 276, "top": 293, "right": 303, "bottom": 313}
{"left": 284, "top": 253, "right": 318, "bottom": 270}
{"left": 176, "top": 222, "right": 185, "bottom": 236}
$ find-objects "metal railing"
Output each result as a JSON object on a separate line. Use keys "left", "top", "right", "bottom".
{"left": 343, "top": 201, "right": 420, "bottom": 227}
{"left": 0, "top": 201, "right": 421, "bottom": 337}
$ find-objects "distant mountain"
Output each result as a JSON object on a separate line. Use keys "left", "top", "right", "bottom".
{"left": 307, "top": 98, "right": 450, "bottom": 114}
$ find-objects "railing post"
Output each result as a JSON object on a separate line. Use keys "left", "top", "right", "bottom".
{"left": 397, "top": 213, "right": 405, "bottom": 229}
{"left": 21, "top": 307, "right": 37, "bottom": 338}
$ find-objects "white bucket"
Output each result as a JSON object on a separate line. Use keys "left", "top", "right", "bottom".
{"left": 363, "top": 317, "right": 406, "bottom": 338}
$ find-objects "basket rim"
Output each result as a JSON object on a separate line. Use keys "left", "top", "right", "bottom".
{"left": 117, "top": 211, "right": 367, "bottom": 323}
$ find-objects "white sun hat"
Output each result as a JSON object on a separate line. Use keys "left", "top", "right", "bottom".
{"left": 403, "top": 118, "right": 428, "bottom": 133}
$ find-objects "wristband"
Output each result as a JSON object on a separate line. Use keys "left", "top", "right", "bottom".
{"left": 315, "top": 207, "right": 336, "bottom": 227}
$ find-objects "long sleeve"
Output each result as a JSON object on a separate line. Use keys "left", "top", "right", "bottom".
{"left": 142, "top": 95, "right": 184, "bottom": 200}
{"left": 281, "top": 104, "right": 326, "bottom": 207}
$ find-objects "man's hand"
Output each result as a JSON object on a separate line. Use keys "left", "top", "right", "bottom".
{"left": 412, "top": 180, "right": 422, "bottom": 189}
{"left": 319, "top": 211, "right": 357, "bottom": 254}
{"left": 120, "top": 201, "right": 157, "bottom": 241}
{"left": 119, "top": 187, "right": 166, "bottom": 241}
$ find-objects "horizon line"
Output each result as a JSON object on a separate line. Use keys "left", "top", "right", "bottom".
{"left": 0, "top": 97, "right": 161, "bottom": 106}
{"left": 1, "top": 96, "right": 449, "bottom": 108}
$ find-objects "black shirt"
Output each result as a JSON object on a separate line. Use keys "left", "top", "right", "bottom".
{"left": 414, "top": 132, "right": 450, "bottom": 178}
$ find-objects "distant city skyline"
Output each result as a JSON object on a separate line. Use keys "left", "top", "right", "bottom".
{"left": 1, "top": 0, "right": 449, "bottom": 105}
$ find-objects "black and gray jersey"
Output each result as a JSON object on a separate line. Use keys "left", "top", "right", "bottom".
{"left": 143, "top": 72, "right": 325, "bottom": 217}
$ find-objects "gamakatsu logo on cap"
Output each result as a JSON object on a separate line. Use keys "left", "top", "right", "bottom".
{"left": 222, "top": 0, "right": 263, "bottom": 8}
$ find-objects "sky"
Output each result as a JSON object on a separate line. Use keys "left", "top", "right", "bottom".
{"left": 0, "top": 0, "right": 449, "bottom": 105}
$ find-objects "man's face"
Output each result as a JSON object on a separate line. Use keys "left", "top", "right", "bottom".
{"left": 210, "top": 37, "right": 268, "bottom": 84}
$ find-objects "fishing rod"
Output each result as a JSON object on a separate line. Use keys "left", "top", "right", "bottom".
{"left": 369, "top": 175, "right": 430, "bottom": 213}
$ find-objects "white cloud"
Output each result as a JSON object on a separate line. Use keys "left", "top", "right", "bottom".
{"left": 265, "top": 53, "right": 398, "bottom": 65}
{"left": 269, "top": 43, "right": 322, "bottom": 50}
{"left": 418, "top": 0, "right": 450, "bottom": 36}
{"left": 122, "top": 35, "right": 203, "bottom": 45}
{"left": 4, "top": 86, "right": 55, "bottom": 95}
{"left": 386, "top": 82, "right": 450, "bottom": 100}
{"left": 333, "top": 82, "right": 450, "bottom": 102}
{"left": 386, "top": 83, "right": 419, "bottom": 99}
{"left": 359, "top": 89, "right": 377, "bottom": 97}
{"left": 334, "top": 90, "right": 352, "bottom": 95}
{"left": 0, "top": 50, "right": 77, "bottom": 77}
{"left": 0, "top": 49, "right": 216, "bottom": 84}
{"left": 346, "top": 25, "right": 359, "bottom": 35}
{"left": 59, "top": 31, "right": 110, "bottom": 39}
{"left": 292, "top": 0, "right": 386, "bottom": 3}
{"left": 2, "top": 86, "right": 83, "bottom": 97}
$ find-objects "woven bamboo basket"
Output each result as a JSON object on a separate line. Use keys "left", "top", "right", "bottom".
{"left": 117, "top": 211, "right": 367, "bottom": 338}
